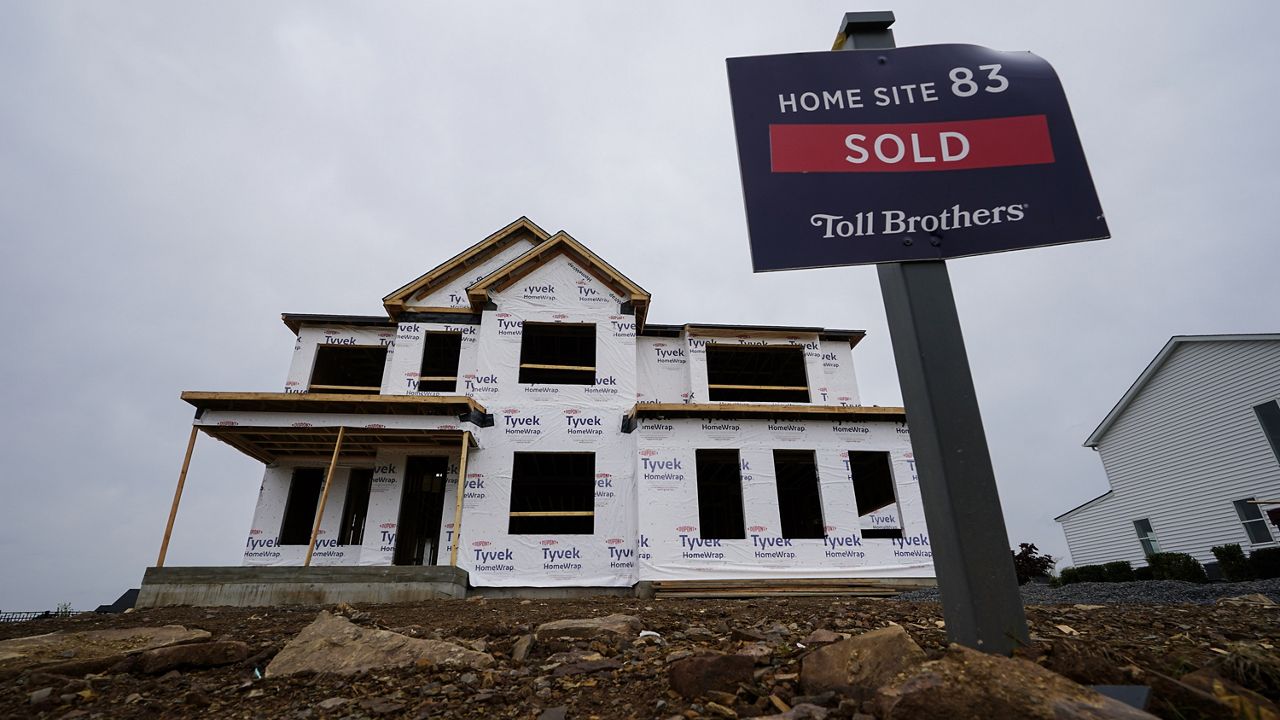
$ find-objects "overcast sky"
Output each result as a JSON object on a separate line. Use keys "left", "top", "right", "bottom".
{"left": 2, "top": 2, "right": 1277, "bottom": 610}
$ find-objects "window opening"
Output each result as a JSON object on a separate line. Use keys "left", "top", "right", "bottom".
{"left": 1234, "top": 498, "right": 1275, "bottom": 545}
{"left": 773, "top": 450, "right": 824, "bottom": 539}
{"left": 338, "top": 468, "right": 373, "bottom": 546}
{"left": 508, "top": 452, "right": 595, "bottom": 534}
{"left": 848, "top": 451, "right": 901, "bottom": 530}
{"left": 696, "top": 449, "right": 745, "bottom": 539}
{"left": 1255, "top": 400, "right": 1280, "bottom": 464}
{"left": 861, "top": 528, "right": 904, "bottom": 539}
{"left": 279, "top": 468, "right": 324, "bottom": 545}
{"left": 418, "top": 332, "right": 463, "bottom": 392}
{"left": 1134, "top": 518, "right": 1161, "bottom": 556}
{"left": 518, "top": 323, "right": 596, "bottom": 385}
{"left": 310, "top": 344, "right": 387, "bottom": 394}
{"left": 706, "top": 344, "right": 809, "bottom": 402}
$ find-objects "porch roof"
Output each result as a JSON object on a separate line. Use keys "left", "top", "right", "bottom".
{"left": 195, "top": 424, "right": 475, "bottom": 464}
{"left": 181, "top": 391, "right": 485, "bottom": 417}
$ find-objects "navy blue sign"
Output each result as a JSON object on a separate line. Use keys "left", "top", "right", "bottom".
{"left": 726, "top": 44, "right": 1109, "bottom": 271}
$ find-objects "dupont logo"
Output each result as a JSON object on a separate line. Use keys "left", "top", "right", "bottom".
{"left": 503, "top": 408, "right": 520, "bottom": 414}
{"left": 379, "top": 522, "right": 396, "bottom": 529}
{"left": 824, "top": 525, "right": 838, "bottom": 533}
{"left": 564, "top": 408, "right": 581, "bottom": 415}
{"left": 818, "top": 386, "right": 828, "bottom": 393}
{"left": 838, "top": 396, "right": 852, "bottom": 402}
{"left": 472, "top": 540, "right": 492, "bottom": 548}
{"left": 552, "top": 313, "right": 569, "bottom": 320}
{"left": 467, "top": 472, "right": 483, "bottom": 479}
{"left": 217, "top": 420, "right": 239, "bottom": 426}
{"left": 324, "top": 330, "right": 339, "bottom": 336}
{"left": 578, "top": 280, "right": 590, "bottom": 286}
{"left": 596, "top": 472, "right": 612, "bottom": 480}
{"left": 606, "top": 537, "right": 624, "bottom": 545}
{"left": 749, "top": 525, "right": 768, "bottom": 532}
{"left": 840, "top": 450, "right": 850, "bottom": 459}
{"left": 639, "top": 449, "right": 658, "bottom": 457}
{"left": 676, "top": 525, "right": 696, "bottom": 532}
{"left": 736, "top": 334, "right": 751, "bottom": 339}
{"left": 905, "top": 452, "right": 914, "bottom": 460}
{"left": 249, "top": 528, "right": 263, "bottom": 535}
{"left": 437, "top": 424, "right": 459, "bottom": 430}
{"left": 653, "top": 342, "right": 666, "bottom": 348}
{"left": 285, "top": 380, "right": 300, "bottom": 387}
{"left": 364, "top": 423, "right": 386, "bottom": 429}
{"left": 404, "top": 371, "right": 419, "bottom": 377}
{"left": 378, "top": 331, "right": 394, "bottom": 338}
{"left": 291, "top": 422, "right": 312, "bottom": 428}
{"left": 540, "top": 539, "right": 559, "bottom": 546}
{"left": 497, "top": 313, "right": 511, "bottom": 318}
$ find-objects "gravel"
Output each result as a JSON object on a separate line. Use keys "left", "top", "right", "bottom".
{"left": 896, "top": 578, "right": 1280, "bottom": 605}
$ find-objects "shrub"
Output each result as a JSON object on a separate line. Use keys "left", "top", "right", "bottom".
{"left": 1134, "top": 565, "right": 1154, "bottom": 581}
{"left": 1075, "top": 564, "right": 1108, "bottom": 583}
{"left": 1147, "top": 552, "right": 1208, "bottom": 583}
{"left": 1011, "top": 543, "right": 1056, "bottom": 585}
{"left": 1101, "top": 561, "right": 1135, "bottom": 583}
{"left": 1058, "top": 566, "right": 1080, "bottom": 585}
{"left": 1211, "top": 544, "right": 1254, "bottom": 582}
{"left": 1250, "top": 547, "right": 1280, "bottom": 579}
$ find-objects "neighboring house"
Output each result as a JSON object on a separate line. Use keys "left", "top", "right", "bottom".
{"left": 161, "top": 218, "right": 933, "bottom": 596}
{"left": 1057, "top": 334, "right": 1280, "bottom": 570}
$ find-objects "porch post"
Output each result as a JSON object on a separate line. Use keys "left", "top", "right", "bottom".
{"left": 449, "top": 430, "right": 472, "bottom": 566}
{"left": 156, "top": 426, "right": 199, "bottom": 568}
{"left": 305, "top": 426, "right": 346, "bottom": 567}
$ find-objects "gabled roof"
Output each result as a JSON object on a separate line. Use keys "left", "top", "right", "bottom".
{"left": 382, "top": 217, "right": 551, "bottom": 317}
{"left": 1084, "top": 333, "right": 1280, "bottom": 447}
{"left": 465, "top": 231, "right": 652, "bottom": 328}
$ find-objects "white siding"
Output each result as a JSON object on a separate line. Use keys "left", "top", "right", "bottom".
{"left": 1061, "top": 340, "right": 1280, "bottom": 566}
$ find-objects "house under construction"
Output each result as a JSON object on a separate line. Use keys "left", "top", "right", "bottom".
{"left": 140, "top": 218, "right": 934, "bottom": 605}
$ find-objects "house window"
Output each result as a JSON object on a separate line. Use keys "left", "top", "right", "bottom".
{"left": 774, "top": 450, "right": 824, "bottom": 539}
{"left": 1256, "top": 400, "right": 1280, "bottom": 464}
{"left": 508, "top": 452, "right": 595, "bottom": 534}
{"left": 848, "top": 451, "right": 903, "bottom": 539}
{"left": 310, "top": 345, "right": 388, "bottom": 394}
{"left": 418, "top": 332, "right": 463, "bottom": 392}
{"left": 696, "top": 449, "right": 745, "bottom": 539}
{"left": 518, "top": 323, "right": 596, "bottom": 385}
{"left": 706, "top": 344, "right": 809, "bottom": 402}
{"left": 279, "top": 468, "right": 324, "bottom": 545}
{"left": 1134, "top": 518, "right": 1161, "bottom": 556}
{"left": 338, "top": 468, "right": 373, "bottom": 546}
{"left": 1234, "top": 498, "right": 1275, "bottom": 545}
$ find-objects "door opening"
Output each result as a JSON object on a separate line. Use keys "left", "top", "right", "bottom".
{"left": 393, "top": 456, "right": 449, "bottom": 566}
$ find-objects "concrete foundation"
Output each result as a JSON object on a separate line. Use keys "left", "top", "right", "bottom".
{"left": 137, "top": 566, "right": 469, "bottom": 608}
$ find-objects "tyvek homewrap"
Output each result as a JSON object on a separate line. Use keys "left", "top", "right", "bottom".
{"left": 451, "top": 254, "right": 640, "bottom": 586}
{"left": 634, "top": 417, "right": 931, "bottom": 580}
{"left": 285, "top": 325, "right": 397, "bottom": 393}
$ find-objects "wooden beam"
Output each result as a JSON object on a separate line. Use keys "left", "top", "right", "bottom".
{"left": 508, "top": 511, "right": 595, "bottom": 517}
{"left": 449, "top": 430, "right": 472, "bottom": 567}
{"left": 156, "top": 426, "right": 199, "bottom": 568}
{"left": 707, "top": 384, "right": 809, "bottom": 391}
{"left": 519, "top": 363, "right": 596, "bottom": 372}
{"left": 304, "top": 426, "right": 345, "bottom": 567}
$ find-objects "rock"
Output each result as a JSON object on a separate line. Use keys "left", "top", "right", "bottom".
{"left": 0, "top": 626, "right": 211, "bottom": 673}
{"left": 537, "top": 707, "right": 568, "bottom": 720}
{"left": 317, "top": 696, "right": 348, "bottom": 710}
{"left": 801, "top": 625, "right": 926, "bottom": 698}
{"left": 739, "top": 643, "right": 772, "bottom": 665}
{"left": 732, "top": 628, "right": 767, "bottom": 642}
{"left": 266, "top": 611, "right": 493, "bottom": 677}
{"left": 668, "top": 652, "right": 755, "bottom": 699}
{"left": 1180, "top": 668, "right": 1280, "bottom": 717}
{"left": 512, "top": 634, "right": 535, "bottom": 663}
{"left": 752, "top": 704, "right": 830, "bottom": 720}
{"left": 137, "top": 641, "right": 251, "bottom": 674}
{"left": 551, "top": 658, "right": 622, "bottom": 677}
{"left": 875, "top": 644, "right": 1161, "bottom": 719}
{"left": 802, "top": 629, "right": 843, "bottom": 645}
{"left": 706, "top": 701, "right": 737, "bottom": 717}
{"left": 533, "top": 615, "right": 642, "bottom": 645}
{"left": 29, "top": 687, "right": 54, "bottom": 705}
{"left": 358, "top": 696, "right": 405, "bottom": 715}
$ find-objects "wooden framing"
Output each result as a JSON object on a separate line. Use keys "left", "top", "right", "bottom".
{"left": 508, "top": 511, "right": 595, "bottom": 517}
{"left": 182, "top": 391, "right": 485, "bottom": 416}
{"left": 307, "top": 384, "right": 381, "bottom": 393}
{"left": 382, "top": 217, "right": 551, "bottom": 316}
{"left": 707, "top": 384, "right": 809, "bottom": 392}
{"left": 156, "top": 427, "right": 198, "bottom": 568}
{"left": 629, "top": 402, "right": 907, "bottom": 422}
{"left": 520, "top": 363, "right": 596, "bottom": 372}
{"left": 304, "top": 426, "right": 345, "bottom": 567}
{"left": 449, "top": 430, "right": 472, "bottom": 566}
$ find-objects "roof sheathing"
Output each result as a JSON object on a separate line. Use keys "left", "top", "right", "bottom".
{"left": 382, "top": 217, "right": 551, "bottom": 317}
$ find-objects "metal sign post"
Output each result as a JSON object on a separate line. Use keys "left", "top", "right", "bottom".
{"left": 838, "top": 12, "right": 1029, "bottom": 653}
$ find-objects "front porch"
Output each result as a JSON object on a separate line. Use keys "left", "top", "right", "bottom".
{"left": 136, "top": 565, "right": 469, "bottom": 608}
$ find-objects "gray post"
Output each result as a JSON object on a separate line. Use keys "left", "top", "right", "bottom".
{"left": 837, "top": 11, "right": 1030, "bottom": 654}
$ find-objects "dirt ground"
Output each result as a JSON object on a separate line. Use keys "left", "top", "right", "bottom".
{"left": 1, "top": 596, "right": 1276, "bottom": 719}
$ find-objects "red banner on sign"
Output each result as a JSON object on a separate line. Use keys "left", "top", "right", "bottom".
{"left": 770, "top": 115, "right": 1054, "bottom": 173}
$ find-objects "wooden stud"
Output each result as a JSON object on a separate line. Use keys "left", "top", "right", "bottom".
{"left": 449, "top": 430, "right": 472, "bottom": 567}
{"left": 707, "top": 384, "right": 809, "bottom": 391}
{"left": 519, "top": 363, "right": 596, "bottom": 372}
{"left": 507, "top": 511, "right": 595, "bottom": 517}
{"left": 304, "top": 426, "right": 346, "bottom": 567}
{"left": 156, "top": 426, "right": 199, "bottom": 568}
